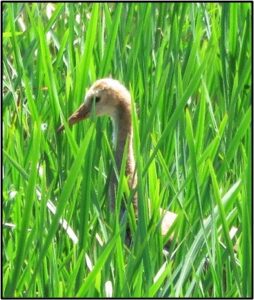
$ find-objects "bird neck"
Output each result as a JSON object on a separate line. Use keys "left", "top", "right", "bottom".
{"left": 112, "top": 103, "right": 135, "bottom": 179}
{"left": 110, "top": 102, "right": 138, "bottom": 214}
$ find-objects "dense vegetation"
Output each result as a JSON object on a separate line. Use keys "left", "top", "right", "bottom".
{"left": 2, "top": 3, "right": 252, "bottom": 297}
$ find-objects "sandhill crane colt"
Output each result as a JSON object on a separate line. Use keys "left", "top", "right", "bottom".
{"left": 57, "top": 78, "right": 177, "bottom": 243}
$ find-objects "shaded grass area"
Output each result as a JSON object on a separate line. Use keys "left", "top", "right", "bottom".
{"left": 2, "top": 3, "right": 252, "bottom": 297}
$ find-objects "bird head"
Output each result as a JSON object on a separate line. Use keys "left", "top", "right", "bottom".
{"left": 57, "top": 78, "right": 131, "bottom": 132}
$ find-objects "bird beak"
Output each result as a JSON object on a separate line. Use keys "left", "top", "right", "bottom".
{"left": 57, "top": 102, "right": 89, "bottom": 133}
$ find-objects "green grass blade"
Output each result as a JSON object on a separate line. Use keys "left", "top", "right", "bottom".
{"left": 27, "top": 125, "right": 95, "bottom": 293}
{"left": 5, "top": 124, "right": 41, "bottom": 297}
{"left": 76, "top": 235, "right": 118, "bottom": 297}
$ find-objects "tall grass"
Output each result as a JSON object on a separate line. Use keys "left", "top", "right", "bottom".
{"left": 2, "top": 3, "right": 252, "bottom": 298}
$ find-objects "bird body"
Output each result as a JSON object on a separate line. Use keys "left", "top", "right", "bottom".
{"left": 58, "top": 78, "right": 238, "bottom": 250}
{"left": 58, "top": 78, "right": 176, "bottom": 239}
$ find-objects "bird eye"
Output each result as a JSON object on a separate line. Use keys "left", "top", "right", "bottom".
{"left": 95, "top": 96, "right": 100, "bottom": 103}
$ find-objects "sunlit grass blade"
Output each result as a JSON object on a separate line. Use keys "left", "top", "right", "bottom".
{"left": 100, "top": 3, "right": 122, "bottom": 76}
{"left": 26, "top": 125, "right": 95, "bottom": 293}
{"left": 241, "top": 130, "right": 252, "bottom": 296}
{"left": 75, "top": 4, "right": 99, "bottom": 102}
{"left": 175, "top": 180, "right": 241, "bottom": 297}
{"left": 208, "top": 160, "right": 241, "bottom": 293}
{"left": 76, "top": 235, "right": 118, "bottom": 297}
{"left": 5, "top": 124, "right": 41, "bottom": 297}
